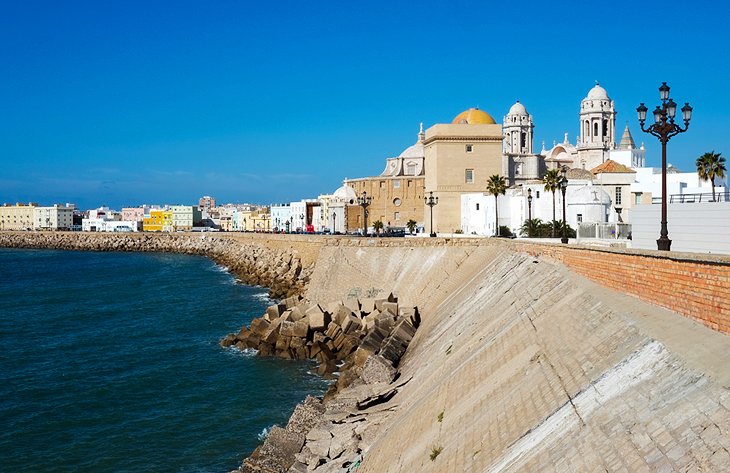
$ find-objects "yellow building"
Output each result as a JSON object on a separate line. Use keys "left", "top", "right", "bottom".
{"left": 143, "top": 209, "right": 173, "bottom": 232}
{"left": 424, "top": 108, "right": 503, "bottom": 233}
{"left": 346, "top": 126, "right": 426, "bottom": 232}
{"left": 0, "top": 203, "right": 37, "bottom": 230}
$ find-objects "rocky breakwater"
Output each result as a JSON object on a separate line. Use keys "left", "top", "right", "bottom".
{"left": 0, "top": 232, "right": 306, "bottom": 298}
{"left": 221, "top": 294, "right": 421, "bottom": 473}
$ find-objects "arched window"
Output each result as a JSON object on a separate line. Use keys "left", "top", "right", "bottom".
{"left": 584, "top": 120, "right": 589, "bottom": 139}
{"left": 593, "top": 122, "right": 599, "bottom": 137}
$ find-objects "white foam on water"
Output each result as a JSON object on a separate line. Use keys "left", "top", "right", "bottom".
{"left": 252, "top": 292, "right": 271, "bottom": 302}
{"left": 228, "top": 347, "right": 258, "bottom": 357}
{"left": 257, "top": 425, "right": 275, "bottom": 441}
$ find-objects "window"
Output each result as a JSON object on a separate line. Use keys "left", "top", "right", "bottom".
{"left": 577, "top": 214, "right": 583, "bottom": 223}
{"left": 615, "top": 187, "right": 622, "bottom": 205}
{"left": 465, "top": 144, "right": 473, "bottom": 153}
{"left": 465, "top": 169, "right": 474, "bottom": 184}
{"left": 394, "top": 212, "right": 400, "bottom": 221}
{"left": 476, "top": 203, "right": 480, "bottom": 211}
{"left": 393, "top": 198, "right": 402, "bottom": 207}
{"left": 536, "top": 191, "right": 540, "bottom": 198}
{"left": 634, "top": 193, "right": 642, "bottom": 205}
{"left": 393, "top": 180, "right": 400, "bottom": 189}
{"left": 593, "top": 122, "right": 599, "bottom": 137}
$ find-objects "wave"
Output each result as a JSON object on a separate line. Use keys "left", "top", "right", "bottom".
{"left": 228, "top": 347, "right": 259, "bottom": 357}
{"left": 257, "top": 425, "right": 275, "bottom": 441}
{"left": 252, "top": 292, "right": 271, "bottom": 302}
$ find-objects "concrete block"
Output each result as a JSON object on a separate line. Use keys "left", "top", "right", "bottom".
{"left": 250, "top": 317, "right": 271, "bottom": 337}
{"left": 292, "top": 319, "right": 309, "bottom": 338}
{"left": 361, "top": 354, "right": 396, "bottom": 384}
{"left": 308, "top": 308, "right": 331, "bottom": 331}
{"left": 343, "top": 298, "right": 360, "bottom": 313}
{"left": 360, "top": 298, "right": 376, "bottom": 313}
{"left": 289, "top": 306, "right": 305, "bottom": 322}
{"left": 381, "top": 301, "right": 398, "bottom": 317}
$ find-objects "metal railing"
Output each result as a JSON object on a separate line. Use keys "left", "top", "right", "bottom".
{"left": 577, "top": 222, "right": 632, "bottom": 239}
{"left": 669, "top": 192, "right": 728, "bottom": 203}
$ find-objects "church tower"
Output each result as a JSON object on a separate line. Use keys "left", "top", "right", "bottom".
{"left": 502, "top": 101, "right": 541, "bottom": 185}
{"left": 503, "top": 101, "right": 533, "bottom": 155}
{"left": 576, "top": 82, "right": 616, "bottom": 169}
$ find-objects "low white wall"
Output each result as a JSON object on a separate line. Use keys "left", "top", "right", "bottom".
{"left": 629, "top": 202, "right": 730, "bottom": 254}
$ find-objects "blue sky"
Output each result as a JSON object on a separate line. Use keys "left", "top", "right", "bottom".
{"left": 1, "top": 0, "right": 728, "bottom": 209}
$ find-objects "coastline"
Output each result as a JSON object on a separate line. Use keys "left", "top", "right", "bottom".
{"left": 3, "top": 232, "right": 730, "bottom": 472}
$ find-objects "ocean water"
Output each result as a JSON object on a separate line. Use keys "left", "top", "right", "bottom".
{"left": 0, "top": 248, "right": 326, "bottom": 472}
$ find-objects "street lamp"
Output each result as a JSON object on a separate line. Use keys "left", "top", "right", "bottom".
{"left": 243, "top": 218, "right": 247, "bottom": 232}
{"left": 332, "top": 212, "right": 336, "bottom": 233}
{"left": 424, "top": 191, "right": 439, "bottom": 237}
{"left": 357, "top": 191, "right": 372, "bottom": 236}
{"left": 527, "top": 188, "right": 533, "bottom": 237}
{"left": 560, "top": 166, "right": 569, "bottom": 244}
{"left": 637, "top": 82, "right": 692, "bottom": 251}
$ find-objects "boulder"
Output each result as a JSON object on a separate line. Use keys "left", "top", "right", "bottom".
{"left": 333, "top": 304, "right": 353, "bottom": 325}
{"left": 342, "top": 298, "right": 360, "bottom": 313}
{"left": 280, "top": 320, "right": 297, "bottom": 337}
{"left": 381, "top": 301, "right": 398, "bottom": 317}
{"left": 360, "top": 298, "right": 375, "bottom": 313}
{"left": 361, "top": 354, "right": 396, "bottom": 384}
{"left": 289, "top": 306, "right": 305, "bottom": 322}
{"left": 250, "top": 318, "right": 271, "bottom": 337}
{"left": 292, "top": 319, "right": 310, "bottom": 338}
{"left": 220, "top": 333, "right": 237, "bottom": 347}
{"left": 308, "top": 308, "right": 331, "bottom": 331}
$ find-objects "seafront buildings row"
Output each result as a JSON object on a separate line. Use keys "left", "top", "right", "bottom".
{"left": 2, "top": 83, "right": 727, "bottom": 238}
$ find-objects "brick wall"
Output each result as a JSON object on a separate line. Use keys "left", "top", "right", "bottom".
{"left": 510, "top": 241, "right": 730, "bottom": 334}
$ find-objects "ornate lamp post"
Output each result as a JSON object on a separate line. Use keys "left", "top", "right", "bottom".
{"left": 357, "top": 191, "right": 372, "bottom": 236}
{"left": 286, "top": 217, "right": 292, "bottom": 233}
{"left": 332, "top": 212, "right": 336, "bottom": 233}
{"left": 560, "top": 166, "right": 569, "bottom": 244}
{"left": 637, "top": 82, "right": 692, "bottom": 251}
{"left": 424, "top": 191, "right": 439, "bottom": 237}
{"left": 527, "top": 188, "right": 533, "bottom": 237}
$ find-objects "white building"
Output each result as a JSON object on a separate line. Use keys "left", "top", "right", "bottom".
{"left": 82, "top": 219, "right": 137, "bottom": 232}
{"left": 171, "top": 205, "right": 202, "bottom": 231}
{"left": 270, "top": 204, "right": 292, "bottom": 232}
{"left": 328, "top": 183, "right": 357, "bottom": 234}
{"left": 32, "top": 204, "right": 74, "bottom": 230}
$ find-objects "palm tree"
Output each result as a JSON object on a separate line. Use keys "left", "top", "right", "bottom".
{"left": 696, "top": 151, "right": 726, "bottom": 202}
{"left": 485, "top": 175, "right": 507, "bottom": 236}
{"left": 543, "top": 169, "right": 562, "bottom": 237}
{"left": 406, "top": 219, "right": 417, "bottom": 235}
{"left": 372, "top": 220, "right": 384, "bottom": 235}
{"left": 520, "top": 218, "right": 542, "bottom": 238}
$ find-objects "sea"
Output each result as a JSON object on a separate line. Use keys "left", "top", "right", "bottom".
{"left": 0, "top": 248, "right": 328, "bottom": 472}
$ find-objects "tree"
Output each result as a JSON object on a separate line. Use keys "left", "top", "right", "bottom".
{"left": 520, "top": 218, "right": 542, "bottom": 238}
{"left": 543, "top": 169, "right": 562, "bottom": 237}
{"left": 485, "top": 174, "right": 507, "bottom": 236}
{"left": 372, "top": 220, "right": 384, "bottom": 235}
{"left": 406, "top": 219, "right": 417, "bottom": 235}
{"left": 696, "top": 151, "right": 726, "bottom": 202}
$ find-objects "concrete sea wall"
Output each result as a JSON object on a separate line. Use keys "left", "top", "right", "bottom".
{"left": 2, "top": 232, "right": 730, "bottom": 471}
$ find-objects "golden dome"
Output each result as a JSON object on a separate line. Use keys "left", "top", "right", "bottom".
{"left": 451, "top": 107, "right": 497, "bottom": 125}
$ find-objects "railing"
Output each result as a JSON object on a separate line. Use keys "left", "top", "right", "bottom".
{"left": 669, "top": 193, "right": 728, "bottom": 203}
{"left": 577, "top": 222, "right": 632, "bottom": 240}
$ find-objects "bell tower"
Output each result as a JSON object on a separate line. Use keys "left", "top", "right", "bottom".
{"left": 576, "top": 82, "right": 616, "bottom": 169}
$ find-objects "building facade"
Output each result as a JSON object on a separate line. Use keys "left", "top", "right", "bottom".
{"left": 0, "top": 203, "right": 36, "bottom": 230}
{"left": 424, "top": 108, "right": 503, "bottom": 233}
{"left": 346, "top": 126, "right": 426, "bottom": 232}
{"left": 171, "top": 205, "right": 202, "bottom": 231}
{"left": 33, "top": 204, "right": 74, "bottom": 230}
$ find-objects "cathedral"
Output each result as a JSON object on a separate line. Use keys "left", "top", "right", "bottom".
{"left": 336, "top": 82, "right": 646, "bottom": 234}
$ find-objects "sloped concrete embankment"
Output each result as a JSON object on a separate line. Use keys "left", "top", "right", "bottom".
{"left": 0, "top": 232, "right": 308, "bottom": 298}
{"left": 303, "top": 243, "right": 730, "bottom": 472}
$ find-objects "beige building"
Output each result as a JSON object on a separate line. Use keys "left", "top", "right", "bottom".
{"left": 424, "top": 108, "right": 503, "bottom": 233}
{"left": 33, "top": 204, "right": 74, "bottom": 230}
{"left": 346, "top": 126, "right": 427, "bottom": 232}
{"left": 0, "top": 203, "right": 37, "bottom": 230}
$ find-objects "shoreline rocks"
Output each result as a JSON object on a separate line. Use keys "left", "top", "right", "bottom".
{"left": 223, "top": 295, "right": 420, "bottom": 473}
